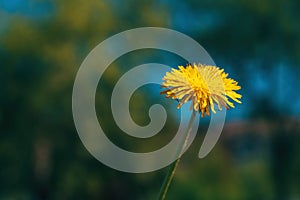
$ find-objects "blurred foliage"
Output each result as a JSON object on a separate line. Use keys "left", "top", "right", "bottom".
{"left": 1, "top": 0, "right": 300, "bottom": 199}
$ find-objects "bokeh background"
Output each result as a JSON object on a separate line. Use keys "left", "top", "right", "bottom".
{"left": 1, "top": 0, "right": 300, "bottom": 199}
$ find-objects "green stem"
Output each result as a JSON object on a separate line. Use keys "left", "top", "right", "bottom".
{"left": 157, "top": 110, "right": 197, "bottom": 200}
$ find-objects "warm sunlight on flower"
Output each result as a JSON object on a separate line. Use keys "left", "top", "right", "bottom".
{"left": 161, "top": 63, "right": 242, "bottom": 117}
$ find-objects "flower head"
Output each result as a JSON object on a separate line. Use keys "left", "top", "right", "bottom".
{"left": 161, "top": 63, "right": 242, "bottom": 117}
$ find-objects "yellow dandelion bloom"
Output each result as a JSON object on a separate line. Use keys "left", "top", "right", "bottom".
{"left": 161, "top": 63, "right": 242, "bottom": 117}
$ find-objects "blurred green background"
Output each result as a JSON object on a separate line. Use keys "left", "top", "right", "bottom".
{"left": 1, "top": 0, "right": 300, "bottom": 199}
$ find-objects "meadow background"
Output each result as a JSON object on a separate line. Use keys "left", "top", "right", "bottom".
{"left": 1, "top": 0, "right": 300, "bottom": 199}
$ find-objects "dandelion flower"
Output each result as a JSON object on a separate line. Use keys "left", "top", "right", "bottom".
{"left": 161, "top": 63, "right": 242, "bottom": 117}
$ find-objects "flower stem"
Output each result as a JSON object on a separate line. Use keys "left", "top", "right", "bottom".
{"left": 157, "top": 110, "right": 197, "bottom": 200}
